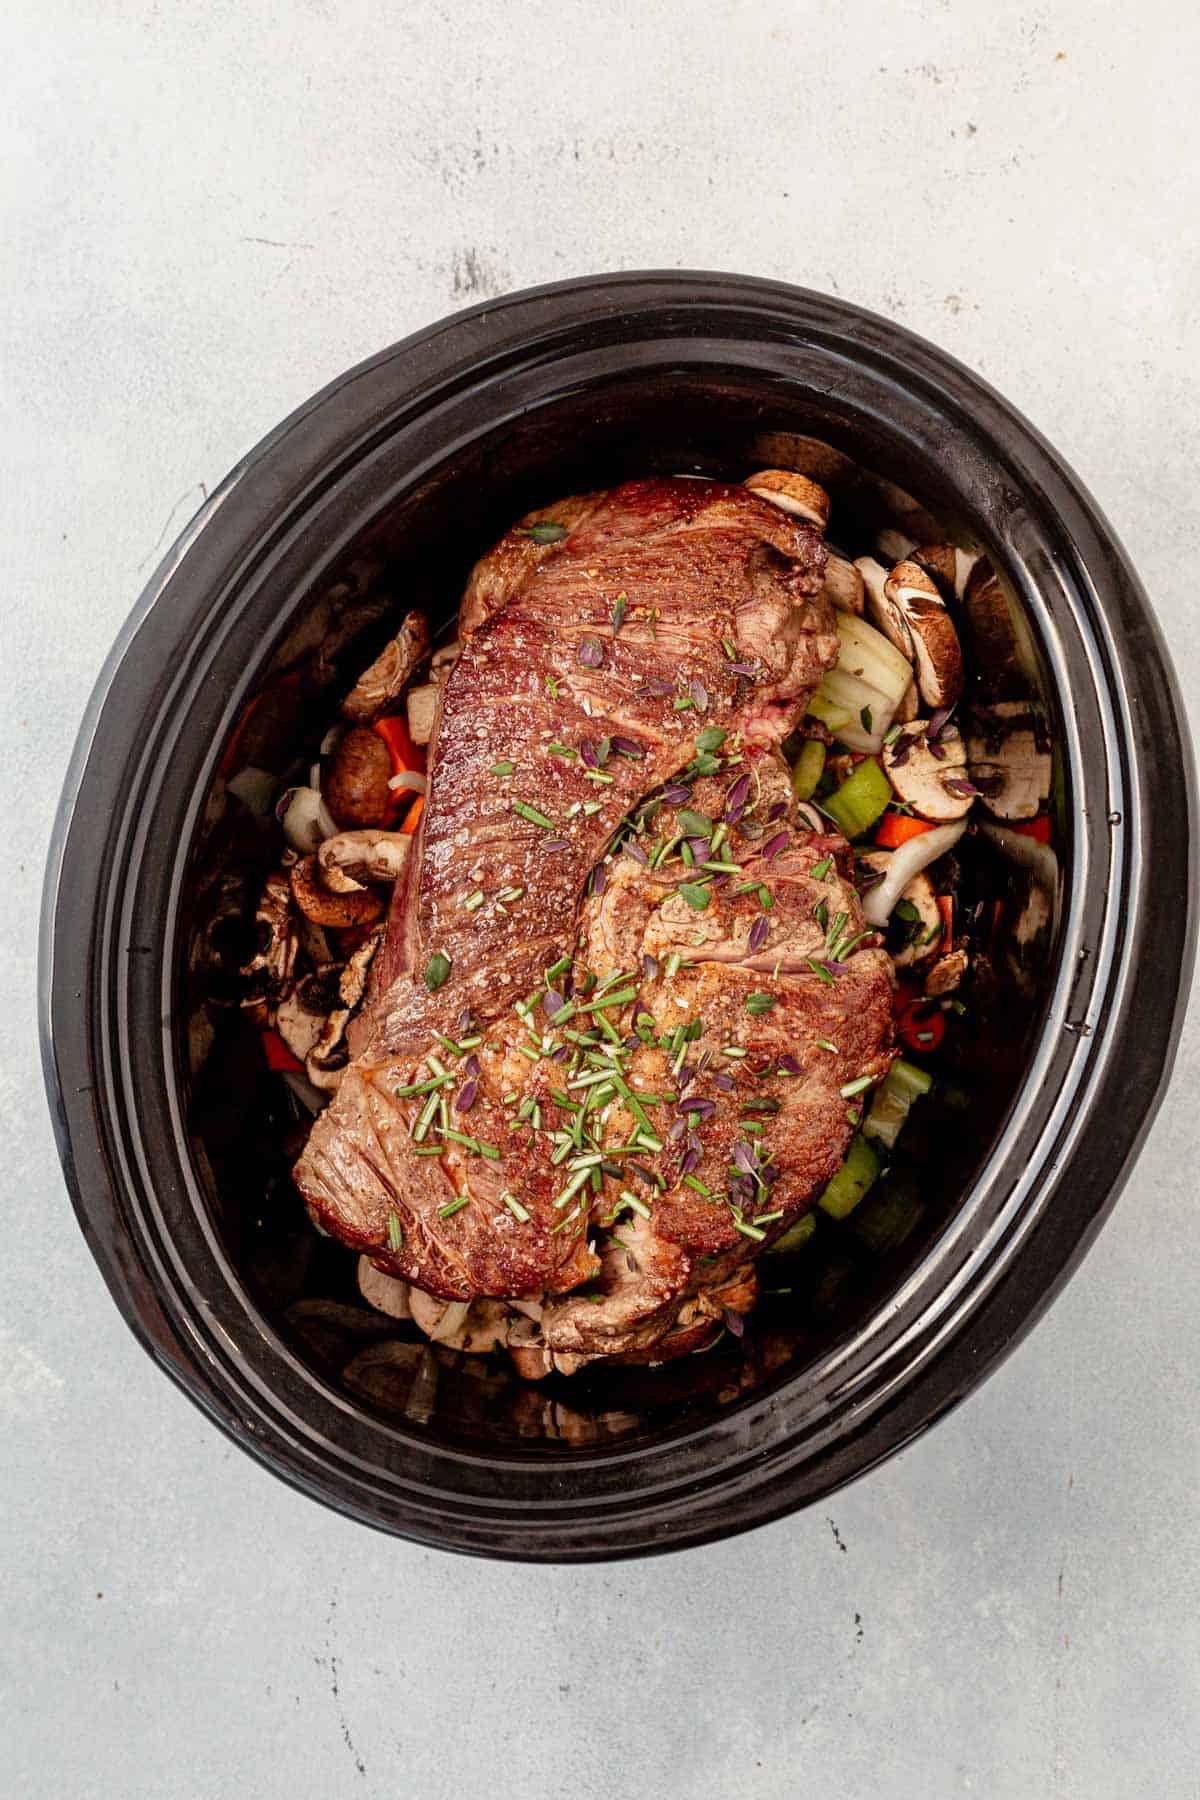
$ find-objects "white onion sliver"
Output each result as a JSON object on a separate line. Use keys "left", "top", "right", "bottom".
{"left": 281, "top": 785, "right": 334, "bottom": 852}
{"left": 387, "top": 770, "right": 428, "bottom": 795}
{"left": 862, "top": 820, "right": 968, "bottom": 928}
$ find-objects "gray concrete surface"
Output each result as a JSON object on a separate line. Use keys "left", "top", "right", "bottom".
{"left": 3, "top": 3, "right": 1198, "bottom": 1795}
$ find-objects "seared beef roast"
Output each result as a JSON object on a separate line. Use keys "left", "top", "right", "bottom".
{"left": 294, "top": 478, "right": 894, "bottom": 1367}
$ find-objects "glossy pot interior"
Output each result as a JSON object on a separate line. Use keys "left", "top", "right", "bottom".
{"left": 42, "top": 275, "right": 1196, "bottom": 1559}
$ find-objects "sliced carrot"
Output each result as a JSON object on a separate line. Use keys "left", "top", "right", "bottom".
{"left": 261, "top": 1029, "right": 303, "bottom": 1072}
{"left": 875, "top": 812, "right": 935, "bottom": 849}
{"left": 399, "top": 794, "right": 425, "bottom": 837}
{"left": 373, "top": 712, "right": 422, "bottom": 773}
{"left": 1011, "top": 814, "right": 1052, "bottom": 844}
{"left": 936, "top": 895, "right": 955, "bottom": 952}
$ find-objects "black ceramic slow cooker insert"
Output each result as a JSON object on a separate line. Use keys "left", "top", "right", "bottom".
{"left": 40, "top": 273, "right": 1196, "bottom": 1560}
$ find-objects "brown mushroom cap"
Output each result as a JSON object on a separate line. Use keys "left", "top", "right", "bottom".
{"left": 884, "top": 560, "right": 963, "bottom": 708}
{"left": 743, "top": 469, "right": 832, "bottom": 530}
{"left": 290, "top": 854, "right": 385, "bottom": 927}
{"left": 323, "top": 726, "right": 394, "bottom": 828}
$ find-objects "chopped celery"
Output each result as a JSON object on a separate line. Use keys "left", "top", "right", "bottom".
{"left": 823, "top": 758, "right": 893, "bottom": 839}
{"left": 851, "top": 1178, "right": 925, "bottom": 1254}
{"left": 791, "top": 739, "right": 826, "bottom": 802}
{"left": 817, "top": 1133, "right": 881, "bottom": 1220}
{"left": 765, "top": 1211, "right": 817, "bottom": 1255}
{"left": 863, "top": 1057, "right": 933, "bottom": 1149}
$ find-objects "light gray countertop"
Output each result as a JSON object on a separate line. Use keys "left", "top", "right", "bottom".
{"left": 3, "top": 3, "right": 1197, "bottom": 1795}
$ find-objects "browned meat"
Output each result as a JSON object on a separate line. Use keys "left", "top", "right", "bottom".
{"left": 294, "top": 477, "right": 892, "bottom": 1351}
{"left": 537, "top": 832, "right": 894, "bottom": 1360}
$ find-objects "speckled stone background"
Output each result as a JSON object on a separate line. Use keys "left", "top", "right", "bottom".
{"left": 3, "top": 4, "right": 1198, "bottom": 1795}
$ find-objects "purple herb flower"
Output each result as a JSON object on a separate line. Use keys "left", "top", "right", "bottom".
{"left": 455, "top": 1079, "right": 479, "bottom": 1113}
{"left": 763, "top": 830, "right": 790, "bottom": 860}
{"left": 748, "top": 915, "right": 770, "bottom": 953}
{"left": 577, "top": 637, "right": 603, "bottom": 668}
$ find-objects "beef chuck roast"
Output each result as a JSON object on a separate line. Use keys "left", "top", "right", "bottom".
{"left": 294, "top": 477, "right": 894, "bottom": 1364}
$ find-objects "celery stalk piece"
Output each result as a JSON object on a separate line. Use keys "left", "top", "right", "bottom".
{"left": 791, "top": 739, "right": 827, "bottom": 802}
{"left": 817, "top": 1134, "right": 881, "bottom": 1219}
{"left": 823, "top": 758, "right": 893, "bottom": 839}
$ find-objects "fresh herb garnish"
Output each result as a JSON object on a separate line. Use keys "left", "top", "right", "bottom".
{"left": 695, "top": 727, "right": 726, "bottom": 753}
{"left": 519, "top": 521, "right": 569, "bottom": 543}
{"left": 387, "top": 1211, "right": 404, "bottom": 1251}
{"left": 490, "top": 760, "right": 515, "bottom": 777}
{"left": 745, "top": 992, "right": 777, "bottom": 1015}
{"left": 424, "top": 951, "right": 452, "bottom": 992}
{"left": 678, "top": 882, "right": 711, "bottom": 912}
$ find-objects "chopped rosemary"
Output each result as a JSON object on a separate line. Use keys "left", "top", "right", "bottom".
{"left": 386, "top": 1212, "right": 404, "bottom": 1252}
{"left": 501, "top": 1191, "right": 531, "bottom": 1223}
{"left": 462, "top": 889, "right": 485, "bottom": 911}
{"left": 438, "top": 1195, "right": 471, "bottom": 1219}
{"left": 811, "top": 854, "right": 833, "bottom": 881}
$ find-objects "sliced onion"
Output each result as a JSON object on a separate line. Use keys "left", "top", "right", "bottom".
{"left": 387, "top": 769, "right": 428, "bottom": 795}
{"left": 861, "top": 820, "right": 967, "bottom": 927}
{"left": 279, "top": 785, "right": 339, "bottom": 851}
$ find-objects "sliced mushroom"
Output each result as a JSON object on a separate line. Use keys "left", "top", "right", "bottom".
{"left": 859, "top": 554, "right": 913, "bottom": 658}
{"left": 884, "top": 560, "right": 963, "bottom": 708}
{"left": 743, "top": 469, "right": 831, "bottom": 530}
{"left": 925, "top": 947, "right": 969, "bottom": 996}
{"left": 890, "top": 871, "right": 942, "bottom": 966}
{"left": 883, "top": 721, "right": 974, "bottom": 822}
{"left": 431, "top": 639, "right": 461, "bottom": 679}
{"left": 406, "top": 683, "right": 439, "bottom": 747}
{"left": 239, "top": 870, "right": 298, "bottom": 1010}
{"left": 290, "top": 853, "right": 385, "bottom": 927}
{"left": 823, "top": 553, "right": 865, "bottom": 616}
{"left": 749, "top": 431, "right": 859, "bottom": 487}
{"left": 356, "top": 1257, "right": 412, "bottom": 1319}
{"left": 274, "top": 988, "right": 326, "bottom": 1063}
{"left": 317, "top": 829, "right": 411, "bottom": 894}
{"left": 967, "top": 703, "right": 1052, "bottom": 821}
{"left": 914, "top": 542, "right": 979, "bottom": 602}
{"left": 869, "top": 475, "right": 943, "bottom": 546}
{"left": 323, "top": 725, "right": 394, "bottom": 828}
{"left": 304, "top": 926, "right": 384, "bottom": 1091}
{"left": 340, "top": 610, "right": 430, "bottom": 724}
{"left": 856, "top": 853, "right": 939, "bottom": 964}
